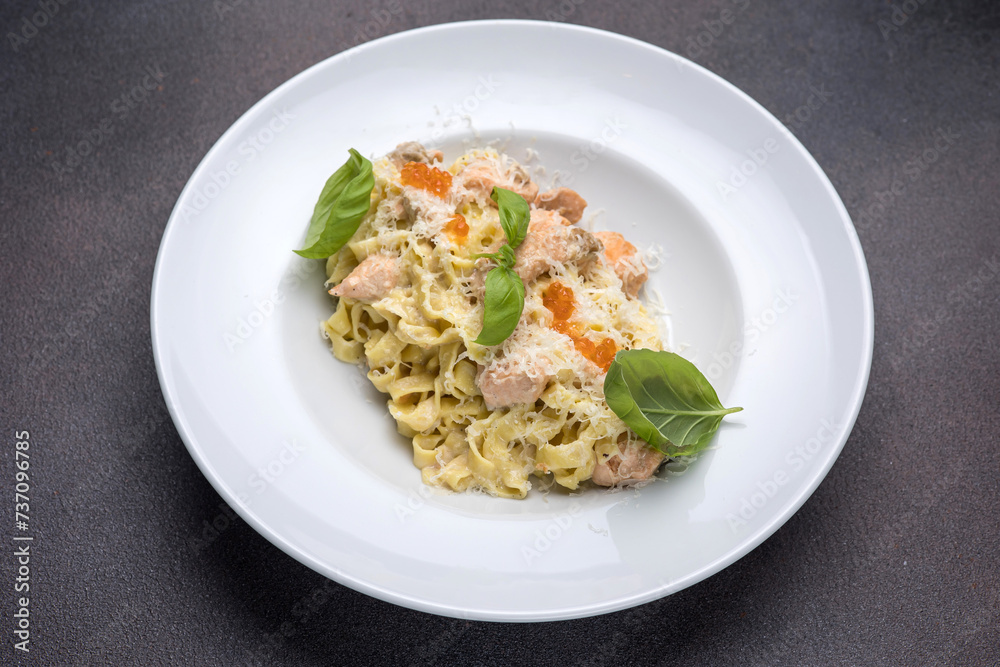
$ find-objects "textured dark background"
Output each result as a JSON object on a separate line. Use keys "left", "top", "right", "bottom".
{"left": 2, "top": 0, "right": 999, "bottom": 665}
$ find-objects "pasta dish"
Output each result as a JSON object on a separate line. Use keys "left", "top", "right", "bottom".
{"left": 321, "top": 143, "right": 668, "bottom": 498}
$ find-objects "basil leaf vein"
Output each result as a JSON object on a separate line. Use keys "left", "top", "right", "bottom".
{"left": 604, "top": 349, "right": 742, "bottom": 456}
{"left": 294, "top": 148, "right": 375, "bottom": 259}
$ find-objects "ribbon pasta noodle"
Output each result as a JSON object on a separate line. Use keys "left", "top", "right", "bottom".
{"left": 321, "top": 144, "right": 664, "bottom": 498}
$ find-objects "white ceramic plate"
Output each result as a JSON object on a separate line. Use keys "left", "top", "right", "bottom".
{"left": 152, "top": 20, "right": 873, "bottom": 621}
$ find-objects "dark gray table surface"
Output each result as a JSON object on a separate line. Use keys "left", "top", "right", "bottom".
{"left": 2, "top": 0, "right": 998, "bottom": 665}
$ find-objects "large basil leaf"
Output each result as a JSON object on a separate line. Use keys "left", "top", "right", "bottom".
{"left": 490, "top": 186, "right": 530, "bottom": 250}
{"left": 604, "top": 349, "right": 742, "bottom": 456}
{"left": 294, "top": 148, "right": 375, "bottom": 259}
{"left": 474, "top": 265, "right": 525, "bottom": 346}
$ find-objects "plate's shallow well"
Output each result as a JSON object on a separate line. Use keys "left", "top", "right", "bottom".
{"left": 152, "top": 21, "right": 873, "bottom": 621}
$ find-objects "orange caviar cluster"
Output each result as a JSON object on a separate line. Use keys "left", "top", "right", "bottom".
{"left": 445, "top": 214, "right": 469, "bottom": 242}
{"left": 543, "top": 281, "right": 617, "bottom": 372}
{"left": 401, "top": 161, "right": 452, "bottom": 199}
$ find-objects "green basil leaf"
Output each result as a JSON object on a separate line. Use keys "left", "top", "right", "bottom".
{"left": 474, "top": 265, "right": 525, "bottom": 346}
{"left": 604, "top": 349, "right": 742, "bottom": 456}
{"left": 294, "top": 148, "right": 375, "bottom": 259}
{"left": 491, "top": 186, "right": 530, "bottom": 249}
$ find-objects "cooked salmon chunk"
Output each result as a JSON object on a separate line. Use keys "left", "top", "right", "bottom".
{"left": 329, "top": 254, "right": 399, "bottom": 301}
{"left": 477, "top": 356, "right": 553, "bottom": 410}
{"left": 592, "top": 434, "right": 664, "bottom": 486}
{"left": 594, "top": 231, "right": 648, "bottom": 298}
{"left": 534, "top": 187, "right": 587, "bottom": 224}
{"left": 514, "top": 217, "right": 602, "bottom": 284}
